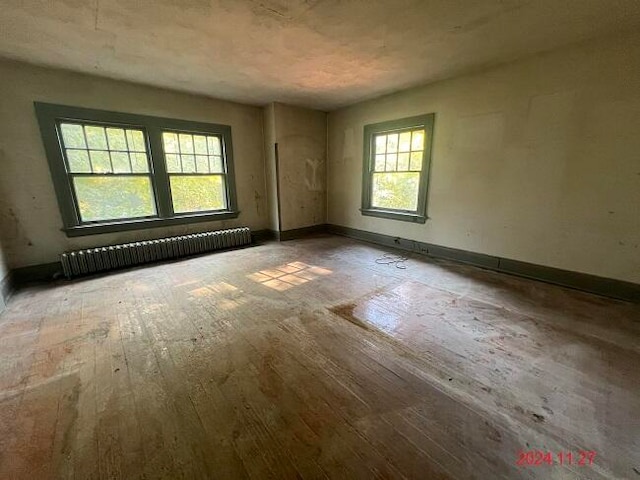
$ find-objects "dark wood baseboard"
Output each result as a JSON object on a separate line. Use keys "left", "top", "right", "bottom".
{"left": 254, "top": 225, "right": 329, "bottom": 242}
{"left": 7, "top": 230, "right": 272, "bottom": 292}
{"left": 327, "top": 224, "right": 640, "bottom": 303}
{"left": 5, "top": 225, "right": 637, "bottom": 304}
{"left": 12, "top": 262, "right": 63, "bottom": 285}
{"left": 279, "top": 224, "right": 329, "bottom": 241}
{"left": 252, "top": 229, "right": 279, "bottom": 243}
{"left": 1, "top": 263, "right": 63, "bottom": 311}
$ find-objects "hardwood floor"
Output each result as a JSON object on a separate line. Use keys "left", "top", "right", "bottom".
{"left": 0, "top": 235, "right": 638, "bottom": 479}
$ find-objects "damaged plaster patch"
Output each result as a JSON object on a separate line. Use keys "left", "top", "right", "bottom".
{"left": 304, "top": 158, "right": 324, "bottom": 191}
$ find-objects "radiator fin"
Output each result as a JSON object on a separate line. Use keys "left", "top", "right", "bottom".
{"left": 60, "top": 227, "right": 251, "bottom": 278}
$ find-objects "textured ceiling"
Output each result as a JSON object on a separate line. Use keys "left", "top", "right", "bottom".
{"left": 1, "top": 0, "right": 639, "bottom": 110}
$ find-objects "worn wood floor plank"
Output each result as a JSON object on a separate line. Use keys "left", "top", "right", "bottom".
{"left": 0, "top": 235, "right": 638, "bottom": 479}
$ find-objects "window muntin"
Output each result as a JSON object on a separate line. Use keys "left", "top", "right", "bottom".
{"left": 58, "top": 122, "right": 157, "bottom": 223}
{"left": 361, "top": 114, "right": 434, "bottom": 223}
{"left": 162, "top": 132, "right": 228, "bottom": 214}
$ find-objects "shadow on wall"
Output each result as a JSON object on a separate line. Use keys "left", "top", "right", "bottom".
{"left": 0, "top": 213, "right": 10, "bottom": 310}
{"left": 0, "top": 157, "right": 34, "bottom": 277}
{"left": 0, "top": 149, "right": 16, "bottom": 286}
{"left": 0, "top": 234, "right": 8, "bottom": 273}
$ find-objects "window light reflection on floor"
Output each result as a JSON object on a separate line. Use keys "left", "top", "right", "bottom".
{"left": 188, "top": 281, "right": 247, "bottom": 310}
{"left": 247, "top": 262, "right": 332, "bottom": 291}
{"left": 190, "top": 281, "right": 239, "bottom": 297}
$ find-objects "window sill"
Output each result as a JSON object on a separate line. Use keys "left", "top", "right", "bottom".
{"left": 360, "top": 208, "right": 427, "bottom": 224}
{"left": 63, "top": 210, "right": 240, "bottom": 237}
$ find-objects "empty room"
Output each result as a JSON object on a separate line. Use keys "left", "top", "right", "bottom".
{"left": 1, "top": 1, "right": 639, "bottom": 479}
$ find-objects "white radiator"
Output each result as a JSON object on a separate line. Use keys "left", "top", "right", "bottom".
{"left": 60, "top": 227, "right": 251, "bottom": 278}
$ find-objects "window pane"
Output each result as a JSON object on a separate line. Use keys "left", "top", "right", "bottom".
{"left": 111, "top": 152, "right": 131, "bottom": 173}
{"left": 399, "top": 132, "right": 411, "bottom": 152}
{"left": 375, "top": 135, "right": 386, "bottom": 154}
{"left": 371, "top": 172, "right": 420, "bottom": 211}
{"left": 73, "top": 176, "right": 156, "bottom": 222}
{"left": 181, "top": 155, "right": 196, "bottom": 173}
{"left": 374, "top": 154, "right": 385, "bottom": 171}
{"left": 67, "top": 150, "right": 91, "bottom": 173}
{"left": 90, "top": 150, "right": 111, "bottom": 173}
{"left": 397, "top": 152, "right": 410, "bottom": 171}
{"left": 131, "top": 153, "right": 150, "bottom": 173}
{"left": 410, "top": 151, "right": 423, "bottom": 171}
{"left": 195, "top": 155, "right": 209, "bottom": 173}
{"left": 60, "top": 124, "right": 86, "bottom": 149}
{"left": 207, "top": 136, "right": 221, "bottom": 155}
{"left": 211, "top": 156, "right": 223, "bottom": 173}
{"left": 106, "top": 128, "right": 127, "bottom": 151}
{"left": 179, "top": 133, "right": 194, "bottom": 154}
{"left": 162, "top": 132, "right": 178, "bottom": 153}
{"left": 385, "top": 153, "right": 397, "bottom": 171}
{"left": 193, "top": 135, "right": 208, "bottom": 154}
{"left": 170, "top": 175, "right": 226, "bottom": 213}
{"left": 165, "top": 153, "right": 180, "bottom": 173}
{"left": 127, "top": 130, "right": 147, "bottom": 152}
{"left": 386, "top": 134, "right": 398, "bottom": 153}
{"left": 411, "top": 130, "right": 425, "bottom": 151}
{"left": 85, "top": 126, "right": 108, "bottom": 150}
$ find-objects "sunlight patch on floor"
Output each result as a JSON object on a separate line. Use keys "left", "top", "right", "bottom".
{"left": 248, "top": 262, "right": 332, "bottom": 291}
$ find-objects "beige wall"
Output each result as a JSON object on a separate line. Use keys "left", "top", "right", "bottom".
{"left": 328, "top": 32, "right": 640, "bottom": 284}
{"left": 268, "top": 103, "right": 327, "bottom": 232}
{"left": 0, "top": 60, "right": 268, "bottom": 269}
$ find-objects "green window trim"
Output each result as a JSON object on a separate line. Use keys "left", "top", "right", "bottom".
{"left": 361, "top": 113, "right": 434, "bottom": 224}
{"left": 34, "top": 102, "right": 240, "bottom": 237}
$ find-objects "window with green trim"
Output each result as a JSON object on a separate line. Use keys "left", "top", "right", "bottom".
{"left": 162, "top": 131, "right": 227, "bottom": 214}
{"left": 35, "top": 103, "right": 239, "bottom": 236}
{"left": 58, "top": 122, "right": 156, "bottom": 223}
{"left": 361, "top": 114, "right": 434, "bottom": 223}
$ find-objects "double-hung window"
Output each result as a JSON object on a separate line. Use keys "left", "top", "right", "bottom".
{"left": 35, "top": 103, "right": 238, "bottom": 236}
{"left": 57, "top": 122, "right": 156, "bottom": 223}
{"left": 361, "top": 113, "right": 434, "bottom": 223}
{"left": 162, "top": 131, "right": 227, "bottom": 214}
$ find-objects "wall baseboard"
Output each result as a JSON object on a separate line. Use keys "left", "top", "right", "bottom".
{"left": 1, "top": 262, "right": 64, "bottom": 310}
{"left": 252, "top": 229, "right": 279, "bottom": 242}
{"left": 3, "top": 230, "right": 281, "bottom": 297}
{"left": 327, "top": 224, "right": 640, "bottom": 303}
{"left": 279, "top": 224, "right": 329, "bottom": 241}
{"left": 12, "top": 262, "right": 63, "bottom": 285}
{"left": 4, "top": 224, "right": 637, "bottom": 304}
{"left": 253, "top": 225, "right": 329, "bottom": 242}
